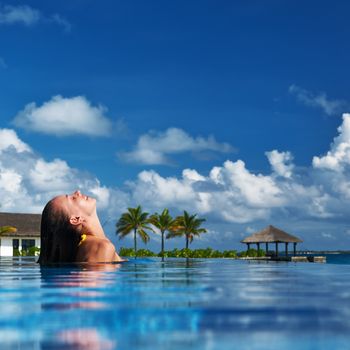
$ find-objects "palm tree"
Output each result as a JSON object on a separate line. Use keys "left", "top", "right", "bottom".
{"left": 149, "top": 208, "right": 176, "bottom": 258}
{"left": 0, "top": 226, "right": 17, "bottom": 235}
{"left": 167, "top": 211, "right": 207, "bottom": 249}
{"left": 116, "top": 206, "right": 154, "bottom": 258}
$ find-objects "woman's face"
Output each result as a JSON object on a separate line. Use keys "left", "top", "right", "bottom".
{"left": 52, "top": 190, "right": 97, "bottom": 218}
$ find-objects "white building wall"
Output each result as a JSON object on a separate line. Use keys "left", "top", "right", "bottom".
{"left": 0, "top": 237, "right": 41, "bottom": 256}
{"left": 0, "top": 238, "right": 14, "bottom": 256}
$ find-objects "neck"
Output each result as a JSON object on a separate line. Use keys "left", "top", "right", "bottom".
{"left": 83, "top": 213, "right": 105, "bottom": 238}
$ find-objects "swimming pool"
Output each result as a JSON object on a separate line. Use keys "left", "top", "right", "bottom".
{"left": 0, "top": 257, "right": 349, "bottom": 350}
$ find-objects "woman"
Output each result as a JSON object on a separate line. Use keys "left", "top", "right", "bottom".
{"left": 38, "top": 190, "right": 124, "bottom": 264}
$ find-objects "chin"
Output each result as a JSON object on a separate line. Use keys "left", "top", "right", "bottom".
{"left": 86, "top": 194, "right": 96, "bottom": 203}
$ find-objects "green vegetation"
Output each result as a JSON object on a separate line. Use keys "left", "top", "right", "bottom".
{"left": 119, "top": 247, "right": 155, "bottom": 257}
{"left": 164, "top": 248, "right": 237, "bottom": 258}
{"left": 13, "top": 248, "right": 20, "bottom": 257}
{"left": 13, "top": 246, "right": 40, "bottom": 256}
{"left": 239, "top": 248, "right": 266, "bottom": 257}
{"left": 119, "top": 247, "right": 243, "bottom": 259}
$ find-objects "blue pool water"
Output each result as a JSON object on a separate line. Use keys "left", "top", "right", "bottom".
{"left": 0, "top": 257, "right": 350, "bottom": 350}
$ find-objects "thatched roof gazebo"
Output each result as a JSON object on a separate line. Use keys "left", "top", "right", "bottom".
{"left": 241, "top": 225, "right": 303, "bottom": 257}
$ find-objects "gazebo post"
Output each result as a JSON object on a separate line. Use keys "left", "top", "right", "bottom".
{"left": 247, "top": 243, "right": 250, "bottom": 252}
{"left": 285, "top": 242, "right": 288, "bottom": 257}
{"left": 275, "top": 242, "right": 278, "bottom": 257}
{"left": 293, "top": 242, "right": 297, "bottom": 256}
{"left": 265, "top": 242, "right": 268, "bottom": 254}
{"left": 257, "top": 242, "right": 260, "bottom": 252}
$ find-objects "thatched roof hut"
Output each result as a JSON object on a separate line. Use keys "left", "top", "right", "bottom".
{"left": 241, "top": 225, "right": 302, "bottom": 244}
{"left": 241, "top": 225, "right": 302, "bottom": 256}
{"left": 0, "top": 212, "right": 41, "bottom": 237}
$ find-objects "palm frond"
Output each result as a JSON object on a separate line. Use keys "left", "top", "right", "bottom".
{"left": 118, "top": 230, "right": 133, "bottom": 240}
{"left": 138, "top": 229, "right": 150, "bottom": 243}
{"left": 141, "top": 225, "right": 156, "bottom": 233}
{"left": 0, "top": 226, "right": 17, "bottom": 235}
{"left": 166, "top": 231, "right": 183, "bottom": 239}
{"left": 196, "top": 228, "right": 207, "bottom": 233}
{"left": 115, "top": 206, "right": 154, "bottom": 246}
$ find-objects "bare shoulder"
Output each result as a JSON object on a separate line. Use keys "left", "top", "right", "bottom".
{"left": 76, "top": 237, "right": 116, "bottom": 262}
{"left": 91, "top": 237, "right": 115, "bottom": 251}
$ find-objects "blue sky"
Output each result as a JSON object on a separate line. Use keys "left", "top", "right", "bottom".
{"left": 1, "top": 0, "right": 350, "bottom": 251}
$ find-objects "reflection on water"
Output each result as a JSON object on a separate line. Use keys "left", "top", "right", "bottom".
{"left": 0, "top": 257, "right": 349, "bottom": 349}
{"left": 51, "top": 328, "right": 116, "bottom": 350}
{"left": 40, "top": 263, "right": 122, "bottom": 312}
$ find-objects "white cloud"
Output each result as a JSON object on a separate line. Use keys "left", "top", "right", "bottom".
{"left": 50, "top": 14, "right": 71, "bottom": 32}
{"left": 321, "top": 232, "right": 334, "bottom": 239}
{"left": 266, "top": 150, "right": 294, "bottom": 178}
{"left": 129, "top": 170, "right": 197, "bottom": 207}
{"left": 89, "top": 185, "right": 110, "bottom": 209}
{"left": 13, "top": 95, "right": 112, "bottom": 137}
{"left": 127, "top": 159, "right": 286, "bottom": 224}
{"left": 289, "top": 84, "right": 346, "bottom": 116}
{"left": 310, "top": 114, "right": 350, "bottom": 206}
{"left": 0, "top": 128, "right": 123, "bottom": 214}
{"left": 0, "top": 169, "right": 22, "bottom": 193}
{"left": 2, "top": 113, "right": 350, "bottom": 248}
{"left": 0, "top": 121, "right": 345, "bottom": 225}
{"left": 313, "top": 114, "right": 350, "bottom": 171}
{"left": 196, "top": 229, "right": 239, "bottom": 245}
{"left": 182, "top": 168, "right": 206, "bottom": 182}
{"left": 245, "top": 226, "right": 256, "bottom": 234}
{"left": 29, "top": 159, "right": 73, "bottom": 192}
{"left": 0, "top": 129, "right": 31, "bottom": 153}
{"left": 119, "top": 127, "right": 234, "bottom": 165}
{"left": 219, "top": 160, "right": 284, "bottom": 207}
{"left": 126, "top": 143, "right": 350, "bottom": 223}
{"left": 0, "top": 168, "right": 28, "bottom": 211}
{"left": 0, "top": 4, "right": 40, "bottom": 26}
{"left": 0, "top": 4, "right": 71, "bottom": 31}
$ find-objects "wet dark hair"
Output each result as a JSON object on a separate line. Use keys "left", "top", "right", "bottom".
{"left": 38, "top": 199, "right": 80, "bottom": 264}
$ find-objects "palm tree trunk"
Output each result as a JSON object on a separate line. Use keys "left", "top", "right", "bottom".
{"left": 161, "top": 230, "right": 165, "bottom": 254}
{"left": 134, "top": 228, "right": 137, "bottom": 258}
{"left": 186, "top": 234, "right": 189, "bottom": 249}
